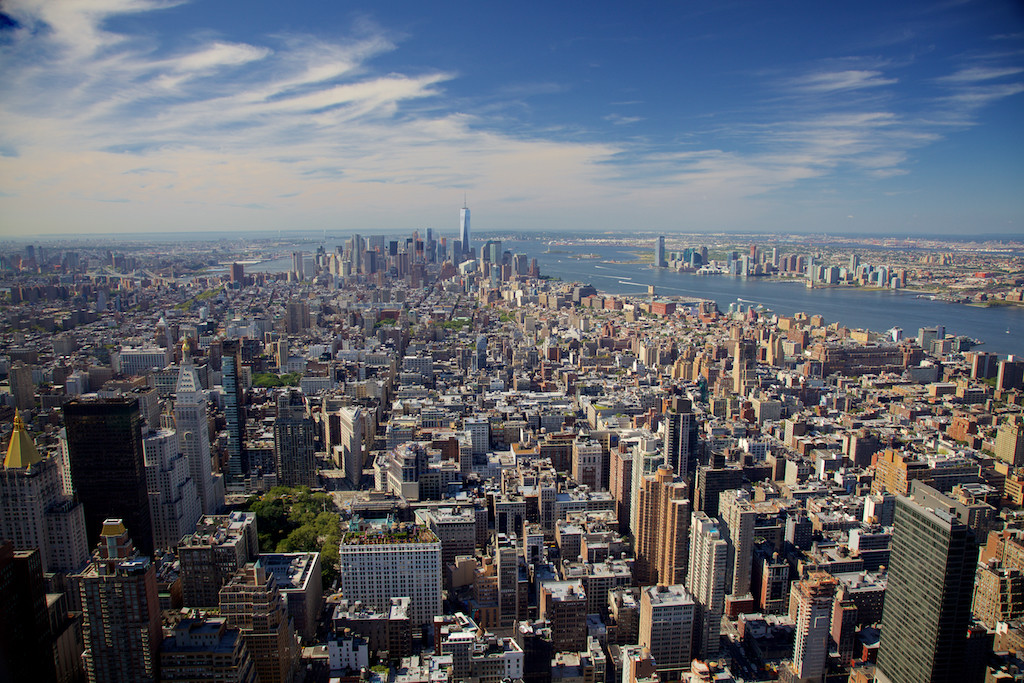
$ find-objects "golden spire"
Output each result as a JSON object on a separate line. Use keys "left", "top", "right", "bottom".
{"left": 4, "top": 412, "right": 42, "bottom": 470}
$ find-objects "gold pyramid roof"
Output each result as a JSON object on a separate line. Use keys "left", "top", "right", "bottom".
{"left": 4, "top": 412, "right": 42, "bottom": 470}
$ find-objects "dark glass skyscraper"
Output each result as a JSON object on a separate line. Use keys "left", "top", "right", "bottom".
{"left": 63, "top": 397, "right": 154, "bottom": 555}
{"left": 222, "top": 339, "right": 246, "bottom": 489}
{"left": 876, "top": 494, "right": 979, "bottom": 683}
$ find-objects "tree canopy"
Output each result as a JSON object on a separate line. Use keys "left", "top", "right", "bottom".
{"left": 245, "top": 486, "right": 341, "bottom": 588}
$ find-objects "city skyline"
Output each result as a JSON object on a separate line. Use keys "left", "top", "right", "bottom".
{"left": 0, "top": 0, "right": 1021, "bottom": 236}
{"left": 3, "top": 219, "right": 1024, "bottom": 679}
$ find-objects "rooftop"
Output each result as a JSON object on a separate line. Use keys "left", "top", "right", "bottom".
{"left": 341, "top": 523, "right": 438, "bottom": 546}
{"left": 644, "top": 583, "right": 695, "bottom": 607}
{"left": 260, "top": 552, "right": 319, "bottom": 591}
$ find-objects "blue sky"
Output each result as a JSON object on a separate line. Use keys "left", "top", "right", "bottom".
{"left": 0, "top": 0, "right": 1022, "bottom": 236}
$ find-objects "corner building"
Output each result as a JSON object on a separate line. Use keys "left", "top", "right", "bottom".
{"left": 337, "top": 523, "right": 442, "bottom": 630}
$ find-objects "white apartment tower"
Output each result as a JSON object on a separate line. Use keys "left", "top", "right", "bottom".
{"left": 687, "top": 512, "right": 728, "bottom": 660}
{"left": 720, "top": 488, "right": 757, "bottom": 598}
{"left": 143, "top": 428, "right": 201, "bottom": 551}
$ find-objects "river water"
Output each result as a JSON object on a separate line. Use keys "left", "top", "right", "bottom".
{"left": 249, "top": 238, "right": 1024, "bottom": 357}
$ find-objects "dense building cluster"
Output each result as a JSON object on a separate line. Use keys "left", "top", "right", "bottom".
{"left": 1, "top": 222, "right": 1024, "bottom": 683}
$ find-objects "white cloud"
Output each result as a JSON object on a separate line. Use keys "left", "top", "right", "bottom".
{"left": 604, "top": 114, "right": 644, "bottom": 125}
{"left": 793, "top": 69, "right": 898, "bottom": 93}
{"left": 0, "top": 2, "right": 1020, "bottom": 235}
{"left": 938, "top": 66, "right": 1024, "bottom": 83}
{"left": 166, "top": 41, "right": 271, "bottom": 73}
{"left": 3, "top": 0, "right": 184, "bottom": 56}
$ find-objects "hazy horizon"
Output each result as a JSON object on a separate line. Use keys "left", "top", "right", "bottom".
{"left": 3, "top": 227, "right": 1024, "bottom": 247}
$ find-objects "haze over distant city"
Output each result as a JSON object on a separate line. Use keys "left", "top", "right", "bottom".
{"left": 0, "top": 0, "right": 1022, "bottom": 237}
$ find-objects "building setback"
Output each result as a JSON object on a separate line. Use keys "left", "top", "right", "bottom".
{"left": 159, "top": 617, "right": 257, "bottom": 683}
{"left": 178, "top": 512, "right": 259, "bottom": 608}
{"left": 75, "top": 520, "right": 161, "bottom": 683}
{"left": 219, "top": 563, "right": 299, "bottom": 683}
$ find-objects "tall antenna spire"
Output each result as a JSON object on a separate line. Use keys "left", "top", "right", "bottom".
{"left": 463, "top": 193, "right": 467, "bottom": 209}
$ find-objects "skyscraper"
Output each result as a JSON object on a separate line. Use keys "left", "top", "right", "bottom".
{"left": 336, "top": 406, "right": 364, "bottom": 487}
{"left": 273, "top": 390, "right": 316, "bottom": 488}
{"left": 473, "top": 334, "right": 487, "bottom": 372}
{"left": 634, "top": 464, "right": 690, "bottom": 586}
{"left": 459, "top": 200, "right": 471, "bottom": 256}
{"left": 219, "top": 563, "right": 299, "bottom": 683}
{"left": 496, "top": 534, "right": 519, "bottom": 628}
{"left": 694, "top": 463, "right": 743, "bottom": 517}
{"left": 0, "top": 543, "right": 59, "bottom": 683}
{"left": 995, "top": 416, "right": 1024, "bottom": 468}
{"left": 1, "top": 413, "right": 90, "bottom": 574}
{"left": 284, "top": 300, "right": 311, "bottom": 334}
{"left": 687, "top": 512, "right": 728, "bottom": 660}
{"left": 178, "top": 512, "right": 259, "bottom": 608}
{"left": 9, "top": 361, "right": 35, "bottom": 410}
{"left": 663, "top": 400, "right": 699, "bottom": 481}
{"left": 719, "top": 488, "right": 757, "bottom": 599}
{"left": 350, "top": 233, "right": 363, "bottom": 273}
{"left": 142, "top": 428, "right": 200, "bottom": 551}
{"left": 539, "top": 581, "right": 588, "bottom": 652}
{"left": 337, "top": 523, "right": 442, "bottom": 628}
{"left": 655, "top": 236, "right": 667, "bottom": 268}
{"left": 75, "top": 520, "right": 161, "bottom": 683}
{"left": 788, "top": 572, "right": 837, "bottom": 683}
{"left": 222, "top": 339, "right": 246, "bottom": 490}
{"left": 639, "top": 584, "right": 695, "bottom": 681}
{"left": 876, "top": 494, "right": 979, "bottom": 683}
{"left": 175, "top": 347, "right": 221, "bottom": 514}
{"left": 64, "top": 397, "right": 155, "bottom": 555}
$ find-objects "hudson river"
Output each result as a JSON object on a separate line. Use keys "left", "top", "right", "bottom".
{"left": 251, "top": 238, "right": 1024, "bottom": 357}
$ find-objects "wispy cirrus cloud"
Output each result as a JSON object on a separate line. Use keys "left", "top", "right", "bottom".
{"left": 0, "top": 0, "right": 1020, "bottom": 235}
{"left": 792, "top": 69, "right": 898, "bottom": 92}
{"left": 938, "top": 65, "right": 1024, "bottom": 83}
{"left": 604, "top": 114, "right": 644, "bottom": 126}
{"left": 927, "top": 55, "right": 1024, "bottom": 124}
{"left": 0, "top": 1, "right": 632, "bottom": 232}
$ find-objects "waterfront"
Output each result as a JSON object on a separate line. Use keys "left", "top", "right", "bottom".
{"left": 250, "top": 238, "right": 1024, "bottom": 357}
